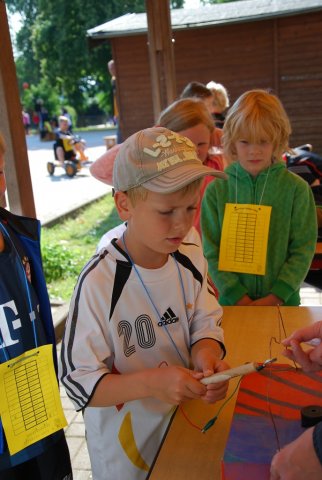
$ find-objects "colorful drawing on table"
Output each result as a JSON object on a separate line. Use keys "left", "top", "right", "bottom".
{"left": 221, "top": 364, "right": 322, "bottom": 480}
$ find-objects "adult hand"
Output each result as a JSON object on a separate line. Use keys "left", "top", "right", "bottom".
{"left": 282, "top": 321, "right": 322, "bottom": 372}
{"left": 270, "top": 427, "right": 322, "bottom": 479}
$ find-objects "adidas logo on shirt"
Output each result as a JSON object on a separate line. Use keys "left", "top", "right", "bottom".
{"left": 157, "top": 307, "right": 179, "bottom": 327}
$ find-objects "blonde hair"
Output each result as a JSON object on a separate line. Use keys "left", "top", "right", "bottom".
{"left": 126, "top": 179, "right": 203, "bottom": 206}
{"left": 126, "top": 186, "right": 149, "bottom": 205}
{"left": 206, "top": 81, "right": 229, "bottom": 113}
{"left": 158, "top": 98, "right": 214, "bottom": 134}
{"left": 222, "top": 89, "right": 291, "bottom": 163}
{"left": 0, "top": 132, "right": 5, "bottom": 154}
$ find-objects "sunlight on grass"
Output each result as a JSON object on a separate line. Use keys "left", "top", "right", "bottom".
{"left": 41, "top": 193, "right": 121, "bottom": 302}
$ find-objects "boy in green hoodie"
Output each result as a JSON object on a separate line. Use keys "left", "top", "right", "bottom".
{"left": 201, "top": 89, "right": 317, "bottom": 306}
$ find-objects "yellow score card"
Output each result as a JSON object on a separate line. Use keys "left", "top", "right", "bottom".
{"left": 0, "top": 344, "right": 67, "bottom": 455}
{"left": 219, "top": 203, "right": 272, "bottom": 275}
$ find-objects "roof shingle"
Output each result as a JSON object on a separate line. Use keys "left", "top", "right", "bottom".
{"left": 87, "top": 0, "right": 322, "bottom": 39}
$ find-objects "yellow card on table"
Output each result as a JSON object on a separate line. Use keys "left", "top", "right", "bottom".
{"left": 219, "top": 203, "right": 272, "bottom": 275}
{"left": 0, "top": 344, "right": 67, "bottom": 455}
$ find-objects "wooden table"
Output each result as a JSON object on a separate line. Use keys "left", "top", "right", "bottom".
{"left": 148, "top": 306, "right": 322, "bottom": 480}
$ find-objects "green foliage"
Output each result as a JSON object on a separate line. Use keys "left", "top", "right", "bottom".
{"left": 20, "top": 77, "right": 61, "bottom": 118}
{"left": 41, "top": 194, "right": 121, "bottom": 301}
{"left": 171, "top": 1, "right": 185, "bottom": 7}
{"left": 8, "top": 0, "right": 184, "bottom": 123}
{"left": 7, "top": 0, "right": 148, "bottom": 120}
{"left": 41, "top": 243, "right": 81, "bottom": 282}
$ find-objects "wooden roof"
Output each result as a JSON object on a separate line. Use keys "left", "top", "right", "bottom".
{"left": 87, "top": 0, "right": 322, "bottom": 40}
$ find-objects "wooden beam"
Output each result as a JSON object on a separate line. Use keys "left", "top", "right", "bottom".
{"left": 0, "top": 1, "right": 36, "bottom": 217}
{"left": 145, "top": 0, "right": 177, "bottom": 123}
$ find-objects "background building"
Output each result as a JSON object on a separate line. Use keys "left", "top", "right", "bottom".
{"left": 88, "top": 0, "right": 322, "bottom": 153}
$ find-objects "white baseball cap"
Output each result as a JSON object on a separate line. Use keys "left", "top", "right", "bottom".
{"left": 113, "top": 126, "right": 226, "bottom": 193}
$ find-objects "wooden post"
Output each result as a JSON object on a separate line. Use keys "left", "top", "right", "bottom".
{"left": 0, "top": 1, "right": 36, "bottom": 217}
{"left": 145, "top": 0, "right": 177, "bottom": 123}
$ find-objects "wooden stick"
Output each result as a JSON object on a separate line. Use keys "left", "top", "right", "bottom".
{"left": 201, "top": 362, "right": 258, "bottom": 385}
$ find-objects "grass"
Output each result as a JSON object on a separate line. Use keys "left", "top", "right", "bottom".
{"left": 41, "top": 193, "right": 121, "bottom": 302}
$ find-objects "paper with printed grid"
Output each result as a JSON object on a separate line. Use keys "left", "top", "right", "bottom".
{"left": 0, "top": 344, "right": 67, "bottom": 454}
{"left": 219, "top": 203, "right": 272, "bottom": 275}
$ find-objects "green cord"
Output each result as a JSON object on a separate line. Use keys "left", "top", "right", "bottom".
{"left": 202, "top": 377, "right": 243, "bottom": 433}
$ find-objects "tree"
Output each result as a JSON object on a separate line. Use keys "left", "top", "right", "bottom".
{"left": 6, "top": 0, "right": 184, "bottom": 123}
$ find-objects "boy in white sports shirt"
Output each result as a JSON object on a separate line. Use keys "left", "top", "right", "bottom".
{"left": 59, "top": 127, "right": 229, "bottom": 480}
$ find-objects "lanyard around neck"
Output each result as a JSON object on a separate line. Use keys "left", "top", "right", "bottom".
{"left": 121, "top": 233, "right": 187, "bottom": 366}
{"left": 235, "top": 166, "right": 271, "bottom": 205}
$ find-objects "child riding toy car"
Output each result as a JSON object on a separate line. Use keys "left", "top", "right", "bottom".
{"left": 47, "top": 115, "right": 88, "bottom": 178}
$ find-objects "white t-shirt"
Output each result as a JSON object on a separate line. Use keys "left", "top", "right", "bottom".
{"left": 60, "top": 237, "right": 224, "bottom": 480}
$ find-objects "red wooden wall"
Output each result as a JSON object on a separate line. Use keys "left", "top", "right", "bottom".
{"left": 111, "top": 11, "right": 322, "bottom": 154}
